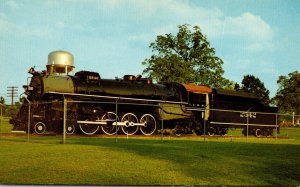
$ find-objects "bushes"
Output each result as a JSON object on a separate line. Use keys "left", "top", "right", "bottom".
{"left": 279, "top": 121, "right": 294, "bottom": 127}
{"left": 0, "top": 105, "right": 20, "bottom": 117}
{"left": 279, "top": 119, "right": 300, "bottom": 127}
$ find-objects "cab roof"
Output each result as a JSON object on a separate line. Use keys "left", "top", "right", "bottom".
{"left": 182, "top": 84, "right": 212, "bottom": 94}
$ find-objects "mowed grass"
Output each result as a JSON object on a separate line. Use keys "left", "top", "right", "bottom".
{"left": 0, "top": 118, "right": 300, "bottom": 185}
{"left": 0, "top": 117, "right": 13, "bottom": 134}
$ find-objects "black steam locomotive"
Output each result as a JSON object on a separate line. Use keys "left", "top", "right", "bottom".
{"left": 10, "top": 51, "right": 278, "bottom": 137}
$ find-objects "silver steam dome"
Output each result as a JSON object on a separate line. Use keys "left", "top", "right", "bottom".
{"left": 47, "top": 50, "right": 75, "bottom": 74}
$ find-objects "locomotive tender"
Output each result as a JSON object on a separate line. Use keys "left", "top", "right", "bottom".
{"left": 10, "top": 50, "right": 278, "bottom": 137}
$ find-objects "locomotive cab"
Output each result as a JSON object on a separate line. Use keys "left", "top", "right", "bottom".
{"left": 183, "top": 84, "right": 211, "bottom": 114}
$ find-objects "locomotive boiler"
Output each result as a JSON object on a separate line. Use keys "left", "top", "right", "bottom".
{"left": 10, "top": 50, "right": 278, "bottom": 137}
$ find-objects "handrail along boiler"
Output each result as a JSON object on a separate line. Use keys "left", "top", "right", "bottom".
{"left": 10, "top": 51, "right": 278, "bottom": 137}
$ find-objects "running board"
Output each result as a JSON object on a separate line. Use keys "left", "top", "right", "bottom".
{"left": 77, "top": 120, "right": 108, "bottom": 125}
{"left": 11, "top": 131, "right": 26, "bottom": 133}
{"left": 112, "top": 121, "right": 146, "bottom": 127}
{"left": 77, "top": 120, "right": 146, "bottom": 127}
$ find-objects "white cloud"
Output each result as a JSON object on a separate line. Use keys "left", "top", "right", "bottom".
{"left": 1, "top": 0, "right": 275, "bottom": 53}
{"left": 6, "top": 0, "right": 18, "bottom": 9}
{"left": 0, "top": 12, "right": 52, "bottom": 38}
{"left": 0, "top": 21, "right": 51, "bottom": 38}
{"left": 0, "top": 14, "right": 11, "bottom": 34}
{"left": 153, "top": 0, "right": 223, "bottom": 20}
{"left": 224, "top": 12, "right": 274, "bottom": 52}
{"left": 115, "top": 1, "right": 274, "bottom": 53}
{"left": 55, "top": 21, "right": 65, "bottom": 29}
{"left": 224, "top": 12, "right": 273, "bottom": 40}
{"left": 202, "top": 12, "right": 274, "bottom": 52}
{"left": 21, "top": 24, "right": 51, "bottom": 37}
{"left": 256, "top": 60, "right": 278, "bottom": 75}
{"left": 128, "top": 33, "right": 153, "bottom": 43}
{"left": 232, "top": 59, "right": 277, "bottom": 75}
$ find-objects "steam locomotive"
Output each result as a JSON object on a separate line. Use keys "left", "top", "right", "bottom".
{"left": 10, "top": 50, "right": 278, "bottom": 137}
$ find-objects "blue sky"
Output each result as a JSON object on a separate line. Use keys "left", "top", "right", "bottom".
{"left": 0, "top": 0, "right": 299, "bottom": 103}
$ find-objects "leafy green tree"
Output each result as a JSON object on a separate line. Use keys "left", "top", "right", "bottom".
{"left": 5, "top": 105, "right": 18, "bottom": 117}
{"left": 142, "top": 24, "right": 232, "bottom": 88}
{"left": 0, "top": 96, "right": 25, "bottom": 117}
{"left": 236, "top": 75, "right": 270, "bottom": 105}
{"left": 0, "top": 96, "right": 4, "bottom": 105}
{"left": 0, "top": 96, "right": 5, "bottom": 116}
{"left": 19, "top": 96, "right": 26, "bottom": 104}
{"left": 273, "top": 71, "right": 300, "bottom": 114}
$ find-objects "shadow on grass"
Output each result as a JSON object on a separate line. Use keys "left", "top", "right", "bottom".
{"left": 67, "top": 137, "right": 300, "bottom": 186}
{"left": 1, "top": 134, "right": 299, "bottom": 185}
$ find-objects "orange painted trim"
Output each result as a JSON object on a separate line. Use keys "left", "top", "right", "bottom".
{"left": 182, "top": 84, "right": 212, "bottom": 93}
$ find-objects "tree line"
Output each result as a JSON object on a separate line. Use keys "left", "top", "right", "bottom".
{"left": 0, "top": 97, "right": 24, "bottom": 117}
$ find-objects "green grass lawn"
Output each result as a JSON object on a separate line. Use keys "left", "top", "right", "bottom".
{"left": 0, "top": 117, "right": 13, "bottom": 134}
{"left": 0, "top": 118, "right": 300, "bottom": 185}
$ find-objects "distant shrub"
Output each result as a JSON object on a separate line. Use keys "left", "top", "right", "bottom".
{"left": 279, "top": 121, "right": 294, "bottom": 127}
{"left": 296, "top": 118, "right": 300, "bottom": 127}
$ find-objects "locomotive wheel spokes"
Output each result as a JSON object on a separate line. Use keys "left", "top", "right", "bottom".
{"left": 263, "top": 129, "right": 272, "bottom": 137}
{"left": 121, "top": 113, "right": 139, "bottom": 135}
{"left": 268, "top": 129, "right": 273, "bottom": 136}
{"left": 255, "top": 129, "right": 262, "bottom": 137}
{"left": 140, "top": 114, "right": 156, "bottom": 135}
{"left": 174, "top": 129, "right": 183, "bottom": 137}
{"left": 79, "top": 120, "right": 99, "bottom": 135}
{"left": 101, "top": 112, "right": 119, "bottom": 135}
{"left": 208, "top": 127, "right": 215, "bottom": 136}
{"left": 221, "top": 128, "right": 227, "bottom": 136}
{"left": 34, "top": 122, "right": 46, "bottom": 134}
{"left": 66, "top": 124, "right": 75, "bottom": 135}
